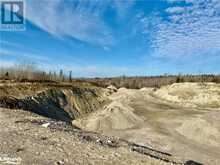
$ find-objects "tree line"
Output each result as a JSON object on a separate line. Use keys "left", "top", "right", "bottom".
{"left": 0, "top": 63, "right": 73, "bottom": 82}
{"left": 1, "top": 63, "right": 220, "bottom": 88}
{"left": 82, "top": 74, "right": 220, "bottom": 89}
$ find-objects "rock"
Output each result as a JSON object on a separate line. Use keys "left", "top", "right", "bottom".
{"left": 82, "top": 135, "right": 93, "bottom": 142}
{"left": 107, "top": 139, "right": 112, "bottom": 144}
{"left": 56, "top": 160, "right": 64, "bottom": 165}
{"left": 107, "top": 85, "right": 117, "bottom": 93}
{"left": 16, "top": 147, "right": 24, "bottom": 152}
{"left": 41, "top": 123, "right": 50, "bottom": 128}
{"left": 185, "top": 160, "right": 203, "bottom": 165}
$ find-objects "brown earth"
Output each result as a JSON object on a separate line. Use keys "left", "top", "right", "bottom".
{"left": 1, "top": 82, "right": 217, "bottom": 165}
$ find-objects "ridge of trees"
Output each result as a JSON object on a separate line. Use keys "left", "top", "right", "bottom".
{"left": 1, "top": 63, "right": 220, "bottom": 88}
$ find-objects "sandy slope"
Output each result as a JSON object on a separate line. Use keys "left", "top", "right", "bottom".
{"left": 73, "top": 83, "right": 220, "bottom": 165}
{"left": 154, "top": 82, "right": 220, "bottom": 108}
{"left": 73, "top": 101, "right": 144, "bottom": 132}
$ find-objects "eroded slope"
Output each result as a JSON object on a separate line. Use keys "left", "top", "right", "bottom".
{"left": 0, "top": 83, "right": 109, "bottom": 122}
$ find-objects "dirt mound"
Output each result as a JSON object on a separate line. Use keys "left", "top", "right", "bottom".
{"left": 107, "top": 85, "right": 117, "bottom": 92}
{"left": 176, "top": 117, "right": 220, "bottom": 147}
{"left": 72, "top": 101, "right": 144, "bottom": 132}
{"left": 154, "top": 83, "right": 220, "bottom": 108}
{"left": 108, "top": 87, "right": 138, "bottom": 104}
{"left": 103, "top": 85, "right": 118, "bottom": 97}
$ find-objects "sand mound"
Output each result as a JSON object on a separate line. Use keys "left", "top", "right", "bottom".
{"left": 108, "top": 88, "right": 139, "bottom": 104}
{"left": 107, "top": 85, "right": 117, "bottom": 92}
{"left": 72, "top": 101, "right": 144, "bottom": 132}
{"left": 176, "top": 118, "right": 220, "bottom": 147}
{"left": 154, "top": 83, "right": 220, "bottom": 108}
{"left": 103, "top": 85, "right": 118, "bottom": 97}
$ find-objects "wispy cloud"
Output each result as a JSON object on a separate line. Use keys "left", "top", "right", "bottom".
{"left": 0, "top": 40, "right": 23, "bottom": 48}
{"left": 25, "top": 0, "right": 113, "bottom": 47}
{"left": 0, "top": 48, "right": 50, "bottom": 62}
{"left": 143, "top": 0, "right": 220, "bottom": 58}
{"left": 166, "top": 6, "right": 185, "bottom": 14}
{"left": 25, "top": 0, "right": 134, "bottom": 47}
{"left": 167, "top": 0, "right": 182, "bottom": 3}
{"left": 113, "top": 0, "right": 134, "bottom": 18}
{"left": 0, "top": 60, "right": 16, "bottom": 68}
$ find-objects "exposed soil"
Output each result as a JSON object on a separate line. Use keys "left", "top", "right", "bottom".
{"left": 73, "top": 83, "right": 220, "bottom": 165}
{"left": 1, "top": 82, "right": 218, "bottom": 165}
{"left": 0, "top": 108, "right": 182, "bottom": 165}
{"left": 0, "top": 83, "right": 109, "bottom": 122}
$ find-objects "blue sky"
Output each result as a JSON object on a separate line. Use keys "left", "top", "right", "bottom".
{"left": 1, "top": 0, "right": 220, "bottom": 77}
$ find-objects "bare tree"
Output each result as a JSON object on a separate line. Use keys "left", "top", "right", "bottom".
{"left": 69, "top": 71, "right": 72, "bottom": 82}
{"left": 59, "top": 69, "right": 64, "bottom": 82}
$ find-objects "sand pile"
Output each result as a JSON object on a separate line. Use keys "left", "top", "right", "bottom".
{"left": 72, "top": 101, "right": 144, "bottom": 132}
{"left": 176, "top": 117, "right": 220, "bottom": 147}
{"left": 154, "top": 83, "right": 220, "bottom": 108}
{"left": 103, "top": 85, "right": 118, "bottom": 97}
{"left": 107, "top": 85, "right": 117, "bottom": 92}
{"left": 108, "top": 87, "right": 139, "bottom": 104}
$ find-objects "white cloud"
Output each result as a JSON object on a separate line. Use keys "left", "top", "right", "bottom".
{"left": 166, "top": 0, "right": 193, "bottom": 3}
{"left": 0, "top": 60, "right": 15, "bottom": 68}
{"left": 25, "top": 0, "right": 135, "bottom": 47}
{"left": 0, "top": 40, "right": 22, "bottom": 48}
{"left": 113, "top": 0, "right": 134, "bottom": 18}
{"left": 166, "top": 0, "right": 184, "bottom": 3}
{"left": 0, "top": 48, "right": 50, "bottom": 62}
{"left": 148, "top": 0, "right": 220, "bottom": 58}
{"left": 25, "top": 0, "right": 114, "bottom": 47}
{"left": 166, "top": 7, "right": 185, "bottom": 14}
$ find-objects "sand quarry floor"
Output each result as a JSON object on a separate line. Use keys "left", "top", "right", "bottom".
{"left": 73, "top": 83, "right": 220, "bottom": 165}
